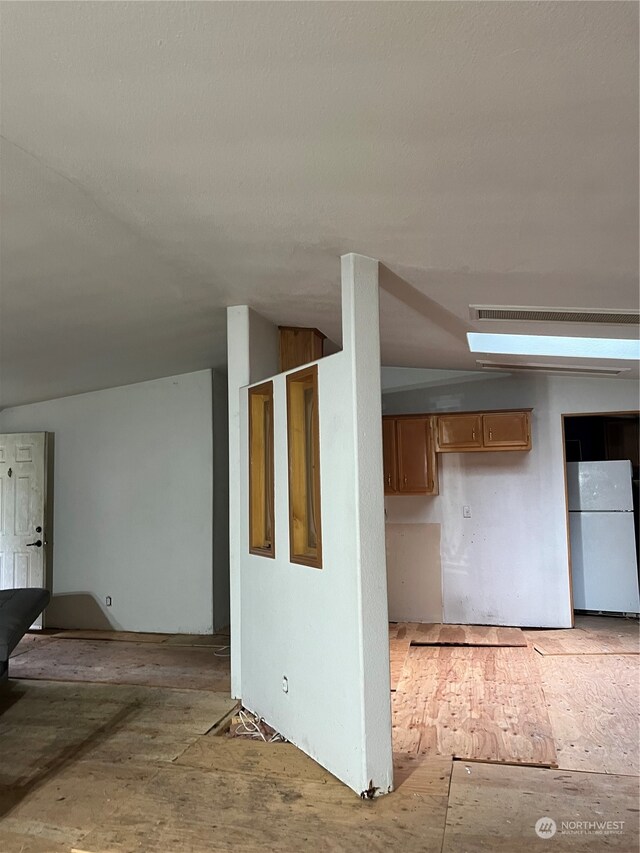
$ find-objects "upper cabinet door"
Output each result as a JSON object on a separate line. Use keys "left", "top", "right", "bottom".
{"left": 436, "top": 414, "right": 483, "bottom": 452}
{"left": 382, "top": 419, "right": 398, "bottom": 494}
{"left": 396, "top": 417, "right": 438, "bottom": 494}
{"left": 482, "top": 412, "right": 531, "bottom": 450}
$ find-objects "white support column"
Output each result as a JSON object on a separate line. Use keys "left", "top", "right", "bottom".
{"left": 226, "top": 306, "right": 251, "bottom": 698}
{"left": 341, "top": 253, "right": 393, "bottom": 792}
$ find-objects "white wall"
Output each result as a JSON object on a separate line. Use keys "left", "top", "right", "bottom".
{"left": 231, "top": 255, "right": 393, "bottom": 796}
{"left": 384, "top": 374, "right": 639, "bottom": 628}
{"left": 0, "top": 370, "right": 218, "bottom": 633}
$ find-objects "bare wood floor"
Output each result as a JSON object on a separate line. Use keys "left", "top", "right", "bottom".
{"left": 1, "top": 618, "right": 638, "bottom": 852}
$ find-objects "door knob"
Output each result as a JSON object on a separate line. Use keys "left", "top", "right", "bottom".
{"left": 26, "top": 540, "right": 42, "bottom": 548}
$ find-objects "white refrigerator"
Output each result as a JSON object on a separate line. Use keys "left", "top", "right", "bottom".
{"left": 567, "top": 460, "right": 640, "bottom": 613}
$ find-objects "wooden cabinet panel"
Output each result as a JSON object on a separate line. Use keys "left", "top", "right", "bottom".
{"left": 437, "top": 414, "right": 483, "bottom": 452}
{"left": 279, "top": 327, "right": 325, "bottom": 372}
{"left": 381, "top": 416, "right": 438, "bottom": 495}
{"left": 483, "top": 412, "right": 530, "bottom": 450}
{"left": 382, "top": 419, "right": 398, "bottom": 494}
{"left": 396, "top": 417, "right": 438, "bottom": 494}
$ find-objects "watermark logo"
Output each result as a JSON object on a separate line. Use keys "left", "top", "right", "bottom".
{"left": 535, "top": 817, "right": 557, "bottom": 839}
{"left": 534, "top": 816, "right": 625, "bottom": 839}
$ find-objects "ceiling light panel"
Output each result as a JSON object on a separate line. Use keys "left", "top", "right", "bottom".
{"left": 467, "top": 333, "right": 640, "bottom": 361}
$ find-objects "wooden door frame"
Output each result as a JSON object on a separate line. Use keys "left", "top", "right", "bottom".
{"left": 560, "top": 410, "right": 639, "bottom": 625}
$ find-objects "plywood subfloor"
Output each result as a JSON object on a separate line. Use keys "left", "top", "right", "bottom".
{"left": 165, "top": 632, "right": 230, "bottom": 647}
{"left": 412, "top": 622, "right": 526, "bottom": 647}
{"left": 0, "top": 679, "right": 238, "bottom": 785}
{"left": 53, "top": 629, "right": 173, "bottom": 643}
{"left": 442, "top": 760, "right": 638, "bottom": 852}
{"left": 0, "top": 678, "right": 237, "bottom": 852}
{"left": 526, "top": 615, "right": 639, "bottom": 656}
{"left": 78, "top": 749, "right": 451, "bottom": 853}
{"left": 50, "top": 628, "right": 231, "bottom": 647}
{"left": 388, "top": 622, "right": 418, "bottom": 640}
{"left": 3, "top": 626, "right": 639, "bottom": 852}
{"left": 0, "top": 681, "right": 452, "bottom": 853}
{"left": 393, "top": 645, "right": 557, "bottom": 767}
{"left": 9, "top": 638, "right": 230, "bottom": 692}
{"left": 389, "top": 636, "right": 412, "bottom": 692}
{"left": 9, "top": 633, "right": 59, "bottom": 659}
{"left": 539, "top": 654, "right": 639, "bottom": 776}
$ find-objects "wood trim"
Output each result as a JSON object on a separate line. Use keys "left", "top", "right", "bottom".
{"left": 558, "top": 410, "right": 639, "bottom": 418}
{"left": 385, "top": 408, "right": 533, "bottom": 419}
{"left": 429, "top": 416, "right": 439, "bottom": 495}
{"left": 43, "top": 432, "right": 53, "bottom": 627}
{"left": 286, "top": 365, "right": 322, "bottom": 569}
{"left": 560, "top": 414, "right": 575, "bottom": 627}
{"left": 248, "top": 381, "right": 275, "bottom": 558}
{"left": 382, "top": 418, "right": 399, "bottom": 494}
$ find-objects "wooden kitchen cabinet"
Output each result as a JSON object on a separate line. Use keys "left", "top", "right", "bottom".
{"left": 383, "top": 416, "right": 438, "bottom": 495}
{"left": 436, "top": 410, "right": 532, "bottom": 452}
{"left": 437, "top": 414, "right": 483, "bottom": 451}
{"left": 382, "top": 418, "right": 398, "bottom": 493}
{"left": 482, "top": 411, "right": 530, "bottom": 449}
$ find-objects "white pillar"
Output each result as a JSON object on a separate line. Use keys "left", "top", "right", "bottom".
{"left": 227, "top": 306, "right": 251, "bottom": 698}
{"left": 341, "top": 253, "right": 393, "bottom": 792}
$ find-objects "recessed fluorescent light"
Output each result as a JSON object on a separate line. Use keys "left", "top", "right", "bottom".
{"left": 467, "top": 333, "right": 640, "bottom": 361}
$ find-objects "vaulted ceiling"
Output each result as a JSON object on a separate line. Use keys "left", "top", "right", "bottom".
{"left": 1, "top": 1, "right": 638, "bottom": 407}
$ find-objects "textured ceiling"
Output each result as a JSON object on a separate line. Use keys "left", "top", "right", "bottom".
{"left": 1, "top": 1, "right": 638, "bottom": 407}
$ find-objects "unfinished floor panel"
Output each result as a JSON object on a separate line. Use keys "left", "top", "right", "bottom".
{"left": 412, "top": 623, "right": 526, "bottom": 647}
{"left": 53, "top": 629, "right": 173, "bottom": 643}
{"left": 164, "top": 631, "right": 230, "bottom": 647}
{"left": 9, "top": 638, "right": 230, "bottom": 691}
{"left": 0, "top": 679, "right": 237, "bottom": 851}
{"left": 0, "top": 679, "right": 237, "bottom": 784}
{"left": 442, "top": 760, "right": 638, "bottom": 852}
{"left": 1, "top": 757, "right": 160, "bottom": 850}
{"left": 393, "top": 645, "right": 557, "bottom": 767}
{"left": 9, "top": 633, "right": 60, "bottom": 659}
{"left": 539, "top": 654, "right": 639, "bottom": 775}
{"left": 389, "top": 636, "right": 412, "bottom": 691}
{"left": 79, "top": 759, "right": 447, "bottom": 853}
{"left": 50, "top": 628, "right": 231, "bottom": 647}
{"left": 527, "top": 616, "right": 639, "bottom": 656}
{"left": 4, "top": 737, "right": 451, "bottom": 853}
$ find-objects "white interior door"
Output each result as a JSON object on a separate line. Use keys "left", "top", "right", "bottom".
{"left": 0, "top": 433, "right": 48, "bottom": 625}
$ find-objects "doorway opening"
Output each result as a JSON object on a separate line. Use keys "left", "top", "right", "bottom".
{"left": 563, "top": 412, "right": 640, "bottom": 619}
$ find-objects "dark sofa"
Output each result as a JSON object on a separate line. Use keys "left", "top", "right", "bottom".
{"left": 0, "top": 588, "right": 51, "bottom": 682}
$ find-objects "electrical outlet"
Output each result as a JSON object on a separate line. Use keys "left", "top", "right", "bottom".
{"left": 106, "top": 596, "right": 112, "bottom": 606}
{"left": 463, "top": 506, "right": 471, "bottom": 518}
{"left": 282, "top": 676, "right": 289, "bottom": 694}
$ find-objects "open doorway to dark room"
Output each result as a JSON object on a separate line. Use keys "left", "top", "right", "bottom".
{"left": 564, "top": 413, "right": 640, "bottom": 618}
